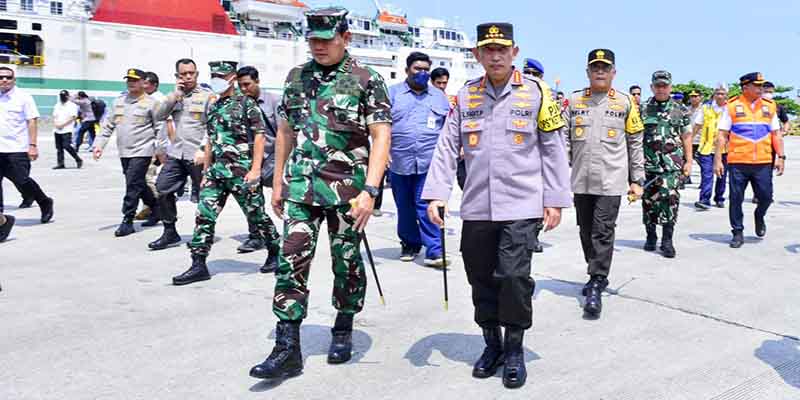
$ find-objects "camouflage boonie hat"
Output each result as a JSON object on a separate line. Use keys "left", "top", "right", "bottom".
{"left": 209, "top": 61, "right": 238, "bottom": 75}
{"left": 305, "top": 7, "right": 348, "bottom": 40}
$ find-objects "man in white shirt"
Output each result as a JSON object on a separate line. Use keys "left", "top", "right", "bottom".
{"left": 52, "top": 90, "right": 83, "bottom": 169}
{"left": 0, "top": 66, "right": 54, "bottom": 223}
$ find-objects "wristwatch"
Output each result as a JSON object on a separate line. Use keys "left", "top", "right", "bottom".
{"left": 363, "top": 185, "right": 380, "bottom": 198}
{"left": 778, "top": 155, "right": 787, "bottom": 160}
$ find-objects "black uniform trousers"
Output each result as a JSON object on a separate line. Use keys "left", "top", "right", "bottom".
{"left": 156, "top": 156, "right": 202, "bottom": 224}
{"left": 461, "top": 219, "right": 538, "bottom": 330}
{"left": 120, "top": 157, "right": 156, "bottom": 219}
{"left": 0, "top": 152, "right": 49, "bottom": 214}
{"left": 54, "top": 132, "right": 81, "bottom": 166}
{"left": 74, "top": 120, "right": 96, "bottom": 148}
{"left": 574, "top": 194, "right": 621, "bottom": 278}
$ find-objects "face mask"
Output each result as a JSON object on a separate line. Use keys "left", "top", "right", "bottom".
{"left": 59, "top": 94, "right": 68, "bottom": 103}
{"left": 209, "top": 77, "right": 231, "bottom": 94}
{"left": 411, "top": 71, "right": 430, "bottom": 88}
{"left": 763, "top": 92, "right": 774, "bottom": 100}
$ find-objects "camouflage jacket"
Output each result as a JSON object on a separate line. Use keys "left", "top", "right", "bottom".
{"left": 278, "top": 52, "right": 391, "bottom": 206}
{"left": 640, "top": 97, "right": 691, "bottom": 173}
{"left": 206, "top": 88, "right": 267, "bottom": 178}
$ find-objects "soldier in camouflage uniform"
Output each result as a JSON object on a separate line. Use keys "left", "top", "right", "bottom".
{"left": 172, "top": 60, "right": 278, "bottom": 286}
{"left": 639, "top": 70, "right": 693, "bottom": 258}
{"left": 249, "top": 7, "right": 392, "bottom": 380}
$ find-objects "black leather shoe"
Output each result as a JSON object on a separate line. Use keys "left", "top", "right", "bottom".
{"left": 715, "top": 201, "right": 724, "bottom": 208}
{"left": 694, "top": 201, "right": 711, "bottom": 211}
{"left": 238, "top": 236, "right": 265, "bottom": 253}
{"left": 582, "top": 276, "right": 608, "bottom": 318}
{"left": 0, "top": 215, "right": 15, "bottom": 242}
{"left": 643, "top": 224, "right": 657, "bottom": 251}
{"left": 730, "top": 230, "right": 744, "bottom": 248}
{"left": 328, "top": 313, "right": 354, "bottom": 364}
{"left": 260, "top": 244, "right": 280, "bottom": 273}
{"left": 18, "top": 199, "right": 33, "bottom": 209}
{"left": 76, "top": 159, "right": 83, "bottom": 169}
{"left": 755, "top": 216, "right": 766, "bottom": 238}
{"left": 172, "top": 254, "right": 211, "bottom": 286}
{"left": 39, "top": 197, "right": 54, "bottom": 223}
{"left": 473, "top": 326, "right": 504, "bottom": 378}
{"left": 660, "top": 224, "right": 676, "bottom": 258}
{"left": 502, "top": 328, "right": 527, "bottom": 389}
{"left": 52, "top": 165, "right": 65, "bottom": 170}
{"left": 148, "top": 224, "right": 181, "bottom": 250}
{"left": 114, "top": 218, "right": 135, "bottom": 237}
{"left": 250, "top": 321, "right": 303, "bottom": 379}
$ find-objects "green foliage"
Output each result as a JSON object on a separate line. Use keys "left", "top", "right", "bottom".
{"left": 672, "top": 81, "right": 798, "bottom": 116}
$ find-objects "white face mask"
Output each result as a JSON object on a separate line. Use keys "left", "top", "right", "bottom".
{"left": 209, "top": 77, "right": 231, "bottom": 94}
{"left": 763, "top": 92, "right": 774, "bottom": 100}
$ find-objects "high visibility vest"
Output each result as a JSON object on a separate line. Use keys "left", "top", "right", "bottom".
{"left": 727, "top": 95, "right": 776, "bottom": 164}
{"left": 698, "top": 103, "right": 724, "bottom": 155}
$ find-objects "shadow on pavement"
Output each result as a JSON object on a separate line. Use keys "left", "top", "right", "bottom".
{"left": 9, "top": 218, "right": 42, "bottom": 227}
{"left": 207, "top": 259, "right": 260, "bottom": 276}
{"left": 404, "top": 332, "right": 539, "bottom": 368}
{"left": 777, "top": 201, "right": 800, "bottom": 207}
{"left": 614, "top": 239, "right": 646, "bottom": 251}
{"left": 754, "top": 337, "right": 800, "bottom": 390}
{"left": 249, "top": 324, "right": 373, "bottom": 392}
{"left": 534, "top": 279, "right": 583, "bottom": 308}
{"left": 689, "top": 233, "right": 761, "bottom": 245}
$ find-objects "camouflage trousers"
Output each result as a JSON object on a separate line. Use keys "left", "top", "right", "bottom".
{"left": 642, "top": 171, "right": 681, "bottom": 226}
{"left": 272, "top": 201, "right": 366, "bottom": 321}
{"left": 188, "top": 165, "right": 280, "bottom": 256}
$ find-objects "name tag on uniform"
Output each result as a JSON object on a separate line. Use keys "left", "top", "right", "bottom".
{"left": 427, "top": 114, "right": 437, "bottom": 129}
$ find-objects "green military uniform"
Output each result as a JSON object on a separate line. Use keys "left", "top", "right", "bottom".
{"left": 640, "top": 71, "right": 691, "bottom": 227}
{"left": 187, "top": 61, "right": 280, "bottom": 256}
{"left": 272, "top": 9, "right": 391, "bottom": 322}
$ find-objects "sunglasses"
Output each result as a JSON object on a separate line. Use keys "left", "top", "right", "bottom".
{"left": 0, "top": 76, "right": 14, "bottom": 81}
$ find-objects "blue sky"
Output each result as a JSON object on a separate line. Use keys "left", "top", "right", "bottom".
{"left": 319, "top": 0, "right": 800, "bottom": 97}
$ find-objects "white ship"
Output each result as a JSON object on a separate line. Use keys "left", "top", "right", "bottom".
{"left": 0, "top": 0, "right": 482, "bottom": 115}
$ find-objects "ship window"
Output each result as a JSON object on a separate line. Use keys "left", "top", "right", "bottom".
{"left": 439, "top": 31, "right": 444, "bottom": 39}
{"left": 0, "top": 0, "right": 6, "bottom": 12}
{"left": 20, "top": 0, "right": 33, "bottom": 12}
{"left": 391, "top": 72, "right": 397, "bottom": 79}
{"left": 50, "top": 1, "right": 62, "bottom": 15}
{"left": 363, "top": 21, "right": 370, "bottom": 31}
{"left": 32, "top": 23, "right": 41, "bottom": 31}
{"left": 0, "top": 19, "right": 16, "bottom": 30}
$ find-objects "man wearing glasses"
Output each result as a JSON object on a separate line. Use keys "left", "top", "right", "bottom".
{"left": 564, "top": 49, "right": 644, "bottom": 318}
{"left": 0, "top": 66, "right": 55, "bottom": 226}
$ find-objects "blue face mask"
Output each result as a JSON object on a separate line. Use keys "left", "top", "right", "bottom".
{"left": 411, "top": 71, "right": 430, "bottom": 88}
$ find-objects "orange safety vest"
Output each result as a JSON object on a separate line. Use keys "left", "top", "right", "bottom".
{"left": 727, "top": 95, "right": 776, "bottom": 164}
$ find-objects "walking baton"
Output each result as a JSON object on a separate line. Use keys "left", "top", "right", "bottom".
{"left": 438, "top": 206, "right": 449, "bottom": 310}
{"left": 349, "top": 199, "right": 386, "bottom": 305}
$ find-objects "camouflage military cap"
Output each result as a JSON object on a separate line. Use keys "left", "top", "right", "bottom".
{"left": 209, "top": 61, "right": 238, "bottom": 75}
{"left": 651, "top": 70, "right": 672, "bottom": 85}
{"left": 305, "top": 7, "right": 349, "bottom": 40}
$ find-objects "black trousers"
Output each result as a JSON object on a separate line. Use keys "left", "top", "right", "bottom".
{"left": 155, "top": 157, "right": 200, "bottom": 224}
{"left": 461, "top": 219, "right": 537, "bottom": 330}
{"left": 120, "top": 157, "right": 156, "bottom": 219}
{"left": 0, "top": 152, "right": 49, "bottom": 214}
{"left": 54, "top": 132, "right": 81, "bottom": 166}
{"left": 74, "top": 121, "right": 96, "bottom": 148}
{"left": 574, "top": 194, "right": 621, "bottom": 278}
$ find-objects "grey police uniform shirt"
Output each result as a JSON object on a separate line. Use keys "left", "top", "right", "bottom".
{"left": 72, "top": 97, "right": 96, "bottom": 122}
{"left": 256, "top": 91, "right": 279, "bottom": 157}
{"left": 421, "top": 71, "right": 572, "bottom": 221}
{"left": 95, "top": 93, "right": 162, "bottom": 158}
{"left": 155, "top": 86, "right": 214, "bottom": 160}
{"left": 564, "top": 88, "right": 645, "bottom": 196}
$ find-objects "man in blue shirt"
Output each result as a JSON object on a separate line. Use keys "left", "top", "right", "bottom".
{"left": 389, "top": 52, "right": 451, "bottom": 266}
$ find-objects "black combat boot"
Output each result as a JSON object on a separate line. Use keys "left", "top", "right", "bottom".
{"left": 660, "top": 224, "right": 676, "bottom": 258}
{"left": 643, "top": 224, "right": 657, "bottom": 251}
{"left": 755, "top": 215, "right": 766, "bottom": 238}
{"left": 328, "top": 313, "right": 354, "bottom": 364}
{"left": 730, "top": 229, "right": 744, "bottom": 248}
{"left": 238, "top": 224, "right": 266, "bottom": 253}
{"left": 172, "top": 254, "right": 211, "bottom": 286}
{"left": 260, "top": 242, "right": 280, "bottom": 273}
{"left": 39, "top": 197, "right": 54, "bottom": 224}
{"left": 582, "top": 275, "right": 608, "bottom": 318}
{"left": 250, "top": 321, "right": 303, "bottom": 379}
{"left": 148, "top": 223, "right": 182, "bottom": 250}
{"left": 473, "top": 326, "right": 504, "bottom": 378}
{"left": 141, "top": 205, "right": 161, "bottom": 227}
{"left": 114, "top": 217, "right": 135, "bottom": 237}
{"left": 0, "top": 215, "right": 15, "bottom": 242}
{"left": 502, "top": 327, "right": 527, "bottom": 389}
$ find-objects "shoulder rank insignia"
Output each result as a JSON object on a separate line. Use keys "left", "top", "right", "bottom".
{"left": 608, "top": 88, "right": 616, "bottom": 98}
{"left": 583, "top": 88, "right": 591, "bottom": 97}
{"left": 512, "top": 70, "right": 523, "bottom": 85}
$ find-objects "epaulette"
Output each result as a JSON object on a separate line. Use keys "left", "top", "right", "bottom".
{"left": 761, "top": 97, "right": 774, "bottom": 104}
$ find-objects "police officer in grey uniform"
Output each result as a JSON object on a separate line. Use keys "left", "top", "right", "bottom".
{"left": 94, "top": 68, "right": 163, "bottom": 237}
{"left": 235, "top": 65, "right": 282, "bottom": 272}
{"left": 148, "top": 59, "right": 215, "bottom": 251}
{"left": 423, "top": 23, "right": 571, "bottom": 389}
{"left": 565, "top": 49, "right": 645, "bottom": 318}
